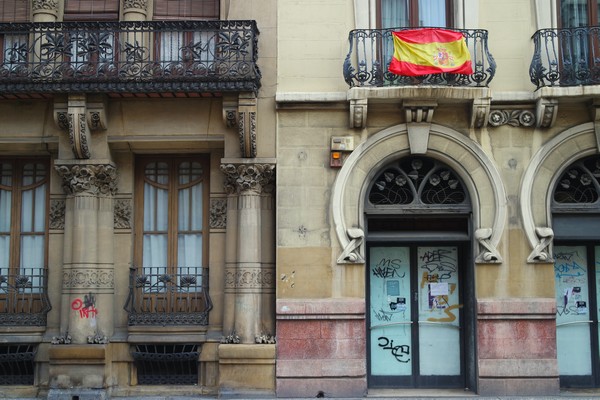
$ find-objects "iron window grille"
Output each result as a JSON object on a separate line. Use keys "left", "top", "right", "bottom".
{"left": 132, "top": 344, "right": 199, "bottom": 385}
{"left": 0, "top": 344, "right": 36, "bottom": 385}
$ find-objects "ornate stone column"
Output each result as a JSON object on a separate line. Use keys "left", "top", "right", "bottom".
{"left": 222, "top": 184, "right": 238, "bottom": 336}
{"left": 54, "top": 162, "right": 117, "bottom": 344}
{"left": 220, "top": 162, "right": 275, "bottom": 343}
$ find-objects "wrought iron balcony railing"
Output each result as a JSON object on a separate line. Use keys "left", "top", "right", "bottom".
{"left": 0, "top": 267, "right": 51, "bottom": 326}
{"left": 0, "top": 20, "right": 260, "bottom": 96}
{"left": 125, "top": 266, "right": 212, "bottom": 326}
{"left": 343, "top": 27, "right": 496, "bottom": 88}
{"left": 530, "top": 26, "right": 600, "bottom": 88}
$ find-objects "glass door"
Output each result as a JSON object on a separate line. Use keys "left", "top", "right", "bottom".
{"left": 554, "top": 244, "right": 600, "bottom": 387}
{"left": 368, "top": 245, "right": 463, "bottom": 388}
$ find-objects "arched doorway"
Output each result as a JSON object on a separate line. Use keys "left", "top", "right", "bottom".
{"left": 365, "top": 156, "right": 475, "bottom": 389}
{"left": 552, "top": 154, "right": 600, "bottom": 387}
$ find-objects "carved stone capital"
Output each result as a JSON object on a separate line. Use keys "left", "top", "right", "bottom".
{"left": 220, "top": 163, "right": 275, "bottom": 195}
{"left": 123, "top": 0, "right": 148, "bottom": 12}
{"left": 488, "top": 109, "right": 535, "bottom": 127}
{"left": 527, "top": 227, "right": 554, "bottom": 263}
{"left": 536, "top": 97, "right": 558, "bottom": 128}
{"left": 55, "top": 163, "right": 118, "bottom": 196}
{"left": 32, "top": 0, "right": 58, "bottom": 15}
{"left": 403, "top": 101, "right": 436, "bottom": 154}
{"left": 54, "top": 96, "right": 107, "bottom": 159}
{"left": 349, "top": 98, "right": 368, "bottom": 128}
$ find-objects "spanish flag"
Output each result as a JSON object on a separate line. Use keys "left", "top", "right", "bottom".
{"left": 388, "top": 28, "right": 473, "bottom": 76}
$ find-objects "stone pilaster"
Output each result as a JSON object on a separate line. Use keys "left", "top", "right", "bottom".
{"left": 54, "top": 161, "right": 117, "bottom": 345}
{"left": 220, "top": 161, "right": 275, "bottom": 343}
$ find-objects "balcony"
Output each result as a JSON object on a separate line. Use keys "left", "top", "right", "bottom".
{"left": 531, "top": 26, "right": 600, "bottom": 88}
{"left": 0, "top": 267, "right": 51, "bottom": 326}
{"left": 343, "top": 27, "right": 496, "bottom": 88}
{"left": 125, "top": 266, "right": 212, "bottom": 326}
{"left": 0, "top": 20, "right": 260, "bottom": 98}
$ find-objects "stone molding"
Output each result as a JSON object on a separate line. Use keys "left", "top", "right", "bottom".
{"left": 519, "top": 122, "right": 596, "bottom": 262}
{"left": 331, "top": 123, "right": 506, "bottom": 265}
{"left": 55, "top": 163, "right": 118, "bottom": 196}
{"left": 221, "top": 163, "right": 275, "bottom": 195}
{"left": 225, "top": 266, "right": 274, "bottom": 290}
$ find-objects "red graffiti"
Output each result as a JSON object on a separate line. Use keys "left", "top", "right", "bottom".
{"left": 71, "top": 293, "right": 98, "bottom": 319}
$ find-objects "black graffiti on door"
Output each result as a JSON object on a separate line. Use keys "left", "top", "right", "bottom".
{"left": 372, "top": 258, "right": 406, "bottom": 278}
{"left": 377, "top": 336, "right": 410, "bottom": 363}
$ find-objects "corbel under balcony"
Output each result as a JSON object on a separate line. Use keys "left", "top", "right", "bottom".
{"left": 222, "top": 92, "right": 258, "bottom": 158}
{"left": 347, "top": 86, "right": 492, "bottom": 130}
{"left": 53, "top": 94, "right": 107, "bottom": 160}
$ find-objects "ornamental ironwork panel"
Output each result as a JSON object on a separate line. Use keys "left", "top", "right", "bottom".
{"left": 132, "top": 344, "right": 199, "bottom": 385}
{"left": 343, "top": 27, "right": 495, "bottom": 87}
{"left": 0, "top": 267, "right": 51, "bottom": 326}
{"left": 530, "top": 26, "right": 600, "bottom": 88}
{"left": 0, "top": 344, "right": 36, "bottom": 385}
{"left": 553, "top": 155, "right": 600, "bottom": 208}
{"left": 124, "top": 266, "right": 212, "bottom": 326}
{"left": 367, "top": 157, "right": 469, "bottom": 209}
{"left": 0, "top": 20, "right": 260, "bottom": 95}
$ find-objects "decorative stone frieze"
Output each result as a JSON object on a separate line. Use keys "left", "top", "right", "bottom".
{"left": 114, "top": 199, "right": 132, "bottom": 229}
{"left": 227, "top": 267, "right": 274, "bottom": 290}
{"left": 62, "top": 268, "right": 115, "bottom": 290}
{"left": 49, "top": 199, "right": 66, "bottom": 230}
{"left": 220, "top": 163, "right": 275, "bottom": 195}
{"left": 55, "top": 164, "right": 118, "bottom": 196}
{"left": 210, "top": 198, "right": 227, "bottom": 229}
{"left": 488, "top": 109, "right": 535, "bottom": 127}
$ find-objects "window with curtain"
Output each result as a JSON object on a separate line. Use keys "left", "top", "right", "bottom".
{"left": 134, "top": 157, "right": 209, "bottom": 296}
{"left": 557, "top": 0, "right": 600, "bottom": 84}
{"left": 63, "top": 0, "right": 119, "bottom": 20}
{"left": 153, "top": 0, "right": 219, "bottom": 20}
{"left": 379, "top": 0, "right": 453, "bottom": 28}
{"left": 0, "top": 159, "right": 48, "bottom": 295}
{"left": 0, "top": 0, "right": 29, "bottom": 71}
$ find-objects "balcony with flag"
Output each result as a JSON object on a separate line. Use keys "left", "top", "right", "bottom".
{"left": 343, "top": 27, "right": 496, "bottom": 88}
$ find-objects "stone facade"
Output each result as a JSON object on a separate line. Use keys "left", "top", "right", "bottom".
{"left": 1, "top": 0, "right": 600, "bottom": 398}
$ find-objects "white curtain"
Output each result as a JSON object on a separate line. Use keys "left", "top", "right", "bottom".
{"left": 418, "top": 0, "right": 446, "bottom": 27}
{"left": 381, "top": 0, "right": 409, "bottom": 28}
{"left": 143, "top": 182, "right": 168, "bottom": 283}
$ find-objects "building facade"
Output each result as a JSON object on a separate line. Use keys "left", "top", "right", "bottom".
{"left": 1, "top": 0, "right": 600, "bottom": 399}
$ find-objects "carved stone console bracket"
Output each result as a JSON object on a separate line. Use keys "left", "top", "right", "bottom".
{"left": 471, "top": 97, "right": 491, "bottom": 129}
{"left": 222, "top": 93, "right": 258, "bottom": 158}
{"left": 337, "top": 228, "right": 365, "bottom": 264}
{"left": 474, "top": 228, "right": 502, "bottom": 263}
{"left": 589, "top": 99, "right": 600, "bottom": 152}
{"left": 349, "top": 98, "right": 368, "bottom": 128}
{"left": 54, "top": 95, "right": 107, "bottom": 159}
{"left": 527, "top": 227, "right": 554, "bottom": 263}
{"left": 403, "top": 101, "right": 437, "bottom": 154}
{"left": 536, "top": 97, "right": 558, "bottom": 128}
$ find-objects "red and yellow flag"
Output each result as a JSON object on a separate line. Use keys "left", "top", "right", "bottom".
{"left": 388, "top": 28, "right": 473, "bottom": 76}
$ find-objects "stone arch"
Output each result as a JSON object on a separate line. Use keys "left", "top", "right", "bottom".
{"left": 520, "top": 122, "right": 599, "bottom": 262}
{"left": 332, "top": 123, "right": 507, "bottom": 264}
